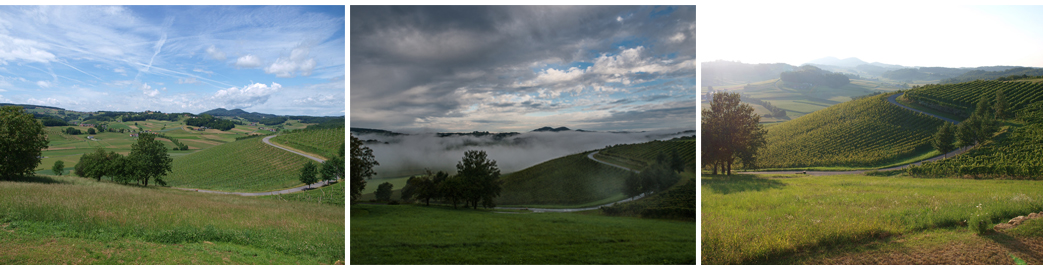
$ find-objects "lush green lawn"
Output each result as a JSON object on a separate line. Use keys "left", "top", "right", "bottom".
{"left": 702, "top": 174, "right": 1043, "bottom": 264}
{"left": 350, "top": 204, "right": 695, "bottom": 264}
{"left": 165, "top": 137, "right": 313, "bottom": 192}
{"left": 0, "top": 175, "right": 343, "bottom": 264}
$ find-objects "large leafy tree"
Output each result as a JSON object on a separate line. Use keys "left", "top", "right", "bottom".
{"left": 350, "top": 135, "right": 379, "bottom": 203}
{"left": 994, "top": 89, "right": 1009, "bottom": 119}
{"left": 375, "top": 182, "right": 393, "bottom": 202}
{"left": 455, "top": 150, "right": 502, "bottom": 209}
{"left": 702, "top": 92, "right": 767, "bottom": 175}
{"left": 52, "top": 160, "right": 65, "bottom": 176}
{"left": 0, "top": 106, "right": 49, "bottom": 179}
{"left": 320, "top": 143, "right": 345, "bottom": 185}
{"left": 129, "top": 133, "right": 172, "bottom": 187}
{"left": 932, "top": 122, "right": 956, "bottom": 159}
{"left": 299, "top": 161, "right": 319, "bottom": 188}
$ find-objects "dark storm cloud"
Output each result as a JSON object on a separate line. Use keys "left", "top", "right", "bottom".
{"left": 350, "top": 5, "right": 695, "bottom": 131}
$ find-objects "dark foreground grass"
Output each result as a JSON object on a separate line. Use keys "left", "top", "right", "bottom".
{"left": 350, "top": 204, "right": 695, "bottom": 264}
{"left": 0, "top": 175, "right": 344, "bottom": 264}
{"left": 703, "top": 174, "right": 1043, "bottom": 264}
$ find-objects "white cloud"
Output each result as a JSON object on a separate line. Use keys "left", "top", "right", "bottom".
{"left": 36, "top": 80, "right": 50, "bottom": 88}
{"left": 616, "top": 16, "right": 623, "bottom": 22}
{"left": 668, "top": 32, "right": 686, "bottom": 43}
{"left": 264, "top": 46, "right": 316, "bottom": 78}
{"left": 140, "top": 83, "right": 159, "bottom": 97}
{"left": 293, "top": 94, "right": 338, "bottom": 105}
{"left": 212, "top": 82, "right": 281, "bottom": 109}
{"left": 0, "top": 34, "right": 56, "bottom": 64}
{"left": 177, "top": 77, "right": 199, "bottom": 84}
{"left": 206, "top": 45, "right": 226, "bottom": 61}
{"left": 235, "top": 54, "right": 262, "bottom": 68}
{"left": 113, "top": 67, "right": 126, "bottom": 75}
{"left": 535, "top": 67, "right": 586, "bottom": 85}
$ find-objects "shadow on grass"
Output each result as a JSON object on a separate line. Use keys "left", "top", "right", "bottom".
{"left": 0, "top": 174, "right": 72, "bottom": 184}
{"left": 985, "top": 231, "right": 1043, "bottom": 262}
{"left": 701, "top": 174, "right": 786, "bottom": 195}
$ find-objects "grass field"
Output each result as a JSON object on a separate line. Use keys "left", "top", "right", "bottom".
{"left": 702, "top": 174, "right": 1043, "bottom": 264}
{"left": 0, "top": 175, "right": 343, "bottom": 264}
{"left": 350, "top": 203, "right": 695, "bottom": 264}
{"left": 164, "top": 137, "right": 313, "bottom": 192}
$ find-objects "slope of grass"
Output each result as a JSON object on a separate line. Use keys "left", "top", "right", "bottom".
{"left": 0, "top": 175, "right": 343, "bottom": 264}
{"left": 498, "top": 152, "right": 631, "bottom": 206}
{"left": 350, "top": 204, "right": 695, "bottom": 264}
{"left": 755, "top": 93, "right": 946, "bottom": 169}
{"left": 702, "top": 174, "right": 1043, "bottom": 264}
{"left": 165, "top": 137, "right": 313, "bottom": 192}
{"left": 269, "top": 127, "right": 345, "bottom": 158}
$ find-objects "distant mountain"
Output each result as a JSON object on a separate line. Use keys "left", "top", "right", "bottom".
{"left": 533, "top": 126, "right": 571, "bottom": 132}
{"left": 806, "top": 57, "right": 868, "bottom": 68}
{"left": 701, "top": 60, "right": 796, "bottom": 87}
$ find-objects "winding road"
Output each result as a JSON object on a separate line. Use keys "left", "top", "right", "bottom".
{"left": 494, "top": 150, "right": 648, "bottom": 213}
{"left": 172, "top": 134, "right": 335, "bottom": 196}
{"left": 742, "top": 93, "right": 970, "bottom": 176}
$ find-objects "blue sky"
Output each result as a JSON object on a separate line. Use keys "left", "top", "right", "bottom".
{"left": 350, "top": 6, "right": 696, "bottom": 132}
{"left": 0, "top": 6, "right": 345, "bottom": 116}
{"left": 701, "top": 5, "right": 1043, "bottom": 68}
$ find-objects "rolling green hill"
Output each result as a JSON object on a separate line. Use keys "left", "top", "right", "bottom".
{"left": 597, "top": 137, "right": 696, "bottom": 171}
{"left": 498, "top": 152, "right": 631, "bottom": 206}
{"left": 755, "top": 93, "right": 946, "bottom": 169}
{"left": 164, "top": 137, "right": 313, "bottom": 192}
{"left": 269, "top": 127, "right": 345, "bottom": 158}
{"left": 905, "top": 80, "right": 1043, "bottom": 117}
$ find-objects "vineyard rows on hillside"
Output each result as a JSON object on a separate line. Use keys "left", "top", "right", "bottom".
{"left": 905, "top": 80, "right": 1043, "bottom": 117}
{"left": 165, "top": 137, "right": 313, "bottom": 192}
{"left": 756, "top": 93, "right": 946, "bottom": 168}
{"left": 599, "top": 138, "right": 696, "bottom": 170}
{"left": 270, "top": 128, "right": 345, "bottom": 158}
{"left": 499, "top": 152, "right": 631, "bottom": 205}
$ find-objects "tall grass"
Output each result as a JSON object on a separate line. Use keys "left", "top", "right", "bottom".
{"left": 702, "top": 174, "right": 1043, "bottom": 264}
{"left": 0, "top": 175, "right": 343, "bottom": 263}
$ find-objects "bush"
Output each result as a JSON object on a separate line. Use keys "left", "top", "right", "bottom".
{"left": 969, "top": 203, "right": 991, "bottom": 235}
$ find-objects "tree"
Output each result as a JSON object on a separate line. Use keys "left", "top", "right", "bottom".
{"left": 52, "top": 160, "right": 65, "bottom": 176}
{"left": 75, "top": 148, "right": 114, "bottom": 181}
{"left": 299, "top": 161, "right": 318, "bottom": 188}
{"left": 702, "top": 92, "right": 767, "bottom": 175}
{"left": 669, "top": 149, "right": 685, "bottom": 173}
{"left": 455, "top": 150, "right": 502, "bottom": 209}
{"left": 995, "top": 89, "right": 1009, "bottom": 119}
{"left": 320, "top": 155, "right": 343, "bottom": 185}
{"left": 955, "top": 119, "right": 977, "bottom": 147}
{"left": 375, "top": 182, "right": 393, "bottom": 202}
{"left": 439, "top": 175, "right": 465, "bottom": 208}
{"left": 130, "top": 133, "right": 172, "bottom": 187}
{"left": 350, "top": 136, "right": 379, "bottom": 203}
{"left": 623, "top": 171, "right": 642, "bottom": 198}
{"left": 414, "top": 171, "right": 446, "bottom": 206}
{"left": 932, "top": 122, "right": 956, "bottom": 158}
{"left": 88, "top": 128, "right": 96, "bottom": 134}
{"left": 0, "top": 106, "right": 49, "bottom": 179}
{"left": 400, "top": 176, "right": 418, "bottom": 202}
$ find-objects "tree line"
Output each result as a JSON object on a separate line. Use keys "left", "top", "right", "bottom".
{"left": 185, "top": 114, "right": 236, "bottom": 131}
{"left": 779, "top": 65, "right": 850, "bottom": 88}
{"left": 74, "top": 133, "right": 173, "bottom": 187}
{"left": 350, "top": 135, "right": 504, "bottom": 209}
{"left": 297, "top": 143, "right": 346, "bottom": 189}
{"left": 740, "top": 93, "right": 787, "bottom": 118}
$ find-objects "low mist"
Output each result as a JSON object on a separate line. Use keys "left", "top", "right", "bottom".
{"left": 354, "top": 129, "right": 696, "bottom": 178}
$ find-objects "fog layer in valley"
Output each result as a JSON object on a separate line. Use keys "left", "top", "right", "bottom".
{"left": 354, "top": 129, "right": 695, "bottom": 178}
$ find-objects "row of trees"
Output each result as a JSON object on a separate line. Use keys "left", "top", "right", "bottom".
{"left": 397, "top": 150, "right": 503, "bottom": 209}
{"left": 184, "top": 114, "right": 236, "bottom": 131}
{"left": 702, "top": 92, "right": 767, "bottom": 175}
{"left": 739, "top": 94, "right": 787, "bottom": 118}
{"left": 779, "top": 65, "right": 850, "bottom": 88}
{"left": 933, "top": 90, "right": 1006, "bottom": 156}
{"left": 623, "top": 162, "right": 681, "bottom": 198}
{"left": 74, "top": 133, "right": 173, "bottom": 186}
{"left": 298, "top": 143, "right": 345, "bottom": 188}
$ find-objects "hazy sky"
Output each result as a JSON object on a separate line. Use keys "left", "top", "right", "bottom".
{"left": 700, "top": 5, "right": 1043, "bottom": 68}
{"left": 350, "top": 6, "right": 696, "bottom": 133}
{"left": 0, "top": 6, "right": 345, "bottom": 116}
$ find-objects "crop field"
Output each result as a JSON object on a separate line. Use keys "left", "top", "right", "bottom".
{"left": 164, "top": 137, "right": 313, "bottom": 192}
{"left": 350, "top": 204, "right": 695, "bottom": 264}
{"left": 909, "top": 121, "right": 1043, "bottom": 178}
{"left": 0, "top": 175, "right": 343, "bottom": 264}
{"left": 598, "top": 138, "right": 696, "bottom": 171}
{"left": 498, "top": 152, "right": 631, "bottom": 206}
{"left": 264, "top": 181, "right": 344, "bottom": 206}
{"left": 754, "top": 93, "right": 946, "bottom": 169}
{"left": 906, "top": 80, "right": 1043, "bottom": 117}
{"left": 270, "top": 127, "right": 345, "bottom": 159}
{"left": 702, "top": 174, "right": 1043, "bottom": 264}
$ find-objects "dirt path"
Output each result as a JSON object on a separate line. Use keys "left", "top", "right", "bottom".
{"left": 494, "top": 150, "right": 646, "bottom": 212}
{"left": 171, "top": 134, "right": 334, "bottom": 196}
{"left": 744, "top": 93, "right": 968, "bottom": 176}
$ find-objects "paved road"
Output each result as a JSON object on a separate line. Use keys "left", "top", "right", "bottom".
{"left": 743, "top": 93, "right": 967, "bottom": 176}
{"left": 172, "top": 134, "right": 335, "bottom": 196}
{"left": 495, "top": 150, "right": 646, "bottom": 212}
